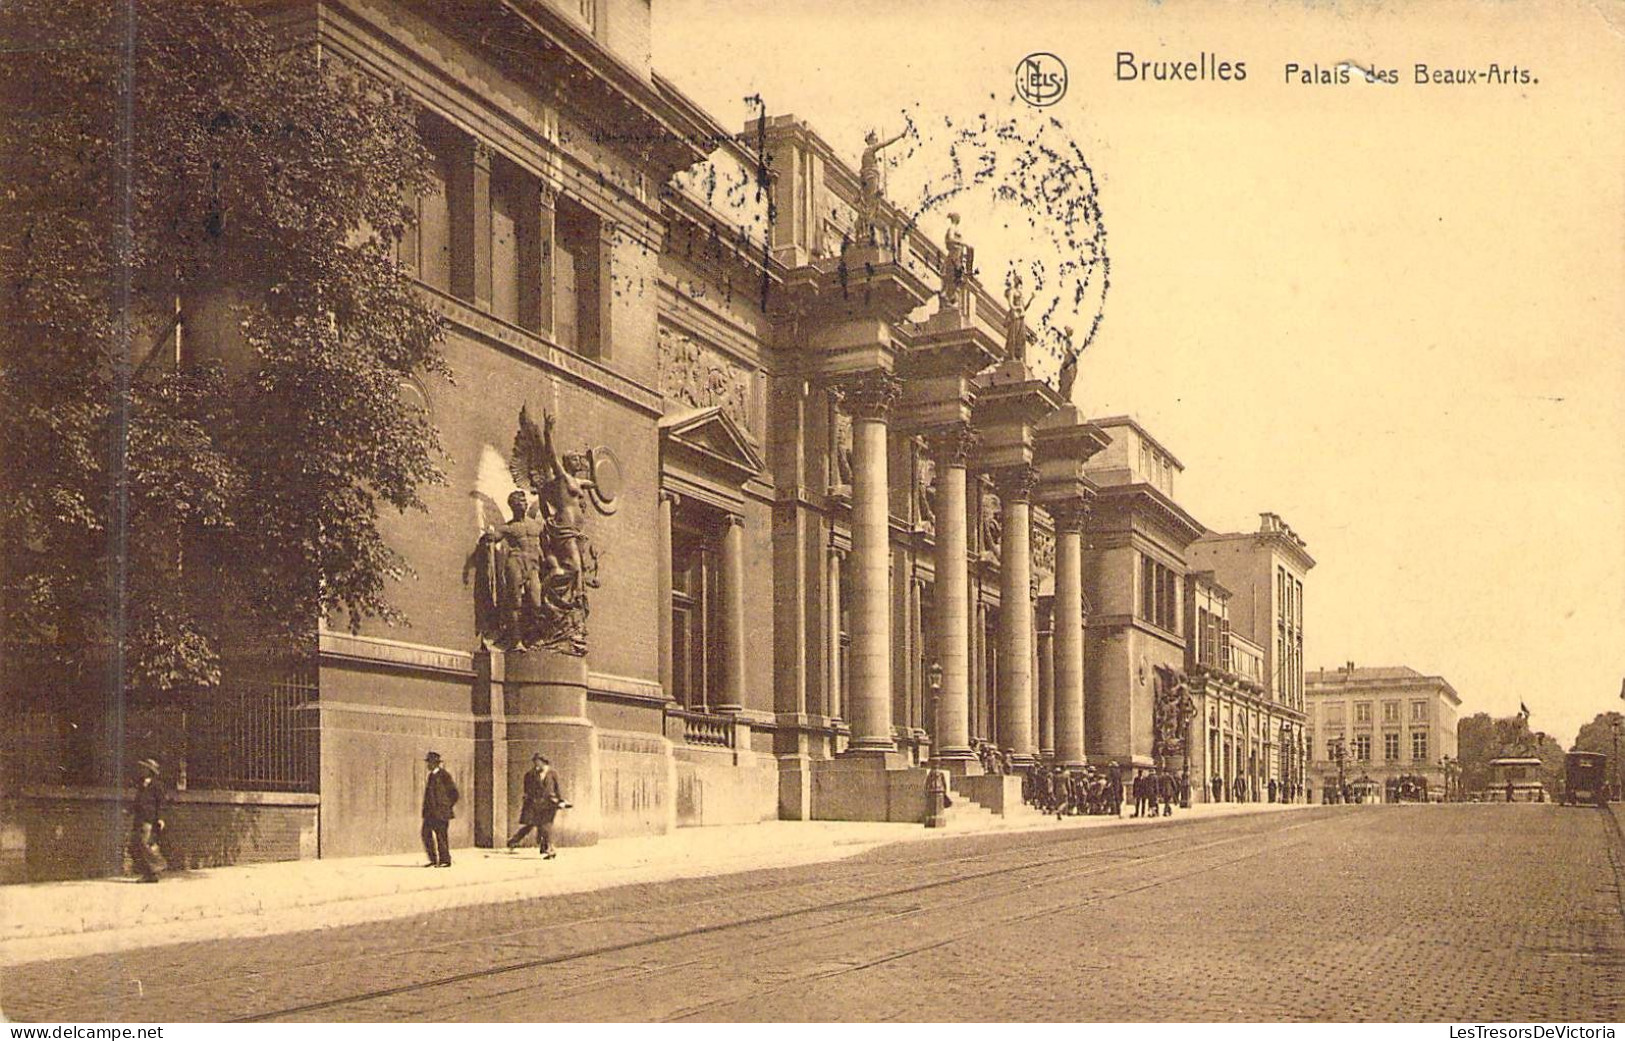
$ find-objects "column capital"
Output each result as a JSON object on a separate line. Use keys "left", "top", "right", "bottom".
{"left": 470, "top": 138, "right": 495, "bottom": 169}
{"left": 832, "top": 370, "right": 903, "bottom": 421}
{"left": 539, "top": 181, "right": 560, "bottom": 206}
{"left": 723, "top": 512, "right": 745, "bottom": 528}
{"left": 1048, "top": 497, "right": 1091, "bottom": 534}
{"left": 991, "top": 463, "right": 1040, "bottom": 505}
{"left": 925, "top": 423, "right": 979, "bottom": 467}
{"left": 660, "top": 489, "right": 682, "bottom": 507}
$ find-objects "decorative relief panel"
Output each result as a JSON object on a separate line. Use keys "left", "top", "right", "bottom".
{"left": 1032, "top": 527, "right": 1055, "bottom": 579}
{"left": 658, "top": 324, "right": 753, "bottom": 438}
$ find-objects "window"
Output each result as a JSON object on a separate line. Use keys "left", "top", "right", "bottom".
{"left": 1382, "top": 701, "right": 1400, "bottom": 724}
{"left": 1354, "top": 702, "right": 1372, "bottom": 724}
{"left": 489, "top": 157, "right": 523, "bottom": 325}
{"left": 1327, "top": 739, "right": 1341, "bottom": 761}
{"left": 1383, "top": 733, "right": 1400, "bottom": 761}
{"left": 554, "top": 196, "right": 603, "bottom": 357}
{"left": 1411, "top": 700, "right": 1428, "bottom": 722}
{"left": 1353, "top": 734, "right": 1371, "bottom": 762}
{"left": 401, "top": 131, "right": 454, "bottom": 292}
{"left": 670, "top": 518, "right": 730, "bottom": 712}
{"left": 1412, "top": 731, "right": 1429, "bottom": 761}
{"left": 1324, "top": 702, "right": 1345, "bottom": 725}
{"left": 1198, "top": 607, "right": 1222, "bottom": 666}
{"left": 1138, "top": 553, "right": 1178, "bottom": 632}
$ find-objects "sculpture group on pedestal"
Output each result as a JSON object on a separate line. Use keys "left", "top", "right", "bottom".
{"left": 470, "top": 407, "right": 619, "bottom": 655}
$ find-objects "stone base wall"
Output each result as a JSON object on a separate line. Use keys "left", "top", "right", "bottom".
{"left": 675, "top": 745, "right": 779, "bottom": 827}
{"left": 598, "top": 730, "right": 678, "bottom": 837}
{"left": 9, "top": 788, "right": 318, "bottom": 883}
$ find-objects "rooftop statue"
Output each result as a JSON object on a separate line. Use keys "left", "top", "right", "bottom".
{"left": 1004, "top": 271, "right": 1027, "bottom": 364}
{"left": 851, "top": 127, "right": 905, "bottom": 249}
{"left": 1057, "top": 325, "right": 1079, "bottom": 401}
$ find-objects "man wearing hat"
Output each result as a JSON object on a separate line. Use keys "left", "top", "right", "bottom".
{"left": 421, "top": 751, "right": 460, "bottom": 867}
{"left": 129, "top": 758, "right": 165, "bottom": 882}
{"left": 506, "top": 753, "right": 567, "bottom": 858}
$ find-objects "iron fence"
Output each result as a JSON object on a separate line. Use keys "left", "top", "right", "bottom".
{"left": 186, "top": 660, "right": 318, "bottom": 792}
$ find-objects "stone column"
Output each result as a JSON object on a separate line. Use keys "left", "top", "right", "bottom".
{"left": 715, "top": 513, "right": 747, "bottom": 713}
{"left": 656, "top": 491, "right": 675, "bottom": 698}
{"left": 1037, "top": 600, "right": 1054, "bottom": 759}
{"left": 1051, "top": 500, "right": 1088, "bottom": 767}
{"left": 995, "top": 465, "right": 1038, "bottom": 764}
{"left": 826, "top": 545, "right": 844, "bottom": 721}
{"left": 841, "top": 372, "right": 902, "bottom": 753}
{"left": 927, "top": 425, "right": 975, "bottom": 764}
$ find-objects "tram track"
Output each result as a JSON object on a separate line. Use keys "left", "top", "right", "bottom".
{"left": 239, "top": 810, "right": 1353, "bottom": 1022}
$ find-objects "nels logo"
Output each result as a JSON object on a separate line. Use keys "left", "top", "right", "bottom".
{"left": 1016, "top": 52, "right": 1067, "bottom": 107}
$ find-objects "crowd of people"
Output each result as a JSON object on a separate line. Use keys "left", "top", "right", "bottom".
{"left": 1206, "top": 775, "right": 1304, "bottom": 804}
{"left": 1017, "top": 760, "right": 1193, "bottom": 819}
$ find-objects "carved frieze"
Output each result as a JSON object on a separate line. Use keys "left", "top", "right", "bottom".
{"left": 658, "top": 324, "right": 752, "bottom": 436}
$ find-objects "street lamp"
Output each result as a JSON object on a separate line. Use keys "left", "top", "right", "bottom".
{"left": 1280, "top": 720, "right": 1293, "bottom": 803}
{"left": 1441, "top": 755, "right": 1453, "bottom": 803}
{"left": 1331, "top": 735, "right": 1348, "bottom": 804}
{"left": 1611, "top": 717, "right": 1622, "bottom": 802}
{"left": 927, "top": 660, "right": 943, "bottom": 765}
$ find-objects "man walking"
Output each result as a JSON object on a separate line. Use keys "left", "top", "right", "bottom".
{"left": 507, "top": 754, "right": 567, "bottom": 857}
{"left": 129, "top": 758, "right": 165, "bottom": 883}
{"left": 421, "top": 751, "right": 459, "bottom": 867}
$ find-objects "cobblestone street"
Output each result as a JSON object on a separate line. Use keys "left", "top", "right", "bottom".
{"left": 4, "top": 804, "right": 1621, "bottom": 1022}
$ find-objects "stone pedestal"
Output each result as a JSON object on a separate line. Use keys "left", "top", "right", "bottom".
{"left": 810, "top": 754, "right": 929, "bottom": 823}
{"left": 474, "top": 648, "right": 601, "bottom": 847}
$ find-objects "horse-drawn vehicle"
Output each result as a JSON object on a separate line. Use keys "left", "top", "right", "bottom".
{"left": 1562, "top": 751, "right": 1609, "bottom": 807}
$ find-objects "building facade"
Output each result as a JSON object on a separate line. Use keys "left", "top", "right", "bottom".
{"left": 8, "top": 0, "right": 1320, "bottom": 877}
{"left": 1304, "top": 664, "right": 1461, "bottom": 801}
{"left": 1187, "top": 513, "right": 1315, "bottom": 802}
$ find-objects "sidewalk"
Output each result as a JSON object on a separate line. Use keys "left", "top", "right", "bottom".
{"left": 0, "top": 799, "right": 1312, "bottom": 966}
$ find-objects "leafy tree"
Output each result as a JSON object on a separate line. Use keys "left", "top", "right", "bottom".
{"left": 0, "top": 1, "right": 445, "bottom": 715}
{"left": 1573, "top": 711, "right": 1623, "bottom": 756}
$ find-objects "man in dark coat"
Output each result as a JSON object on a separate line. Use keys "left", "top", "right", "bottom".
{"left": 129, "top": 758, "right": 165, "bottom": 882}
{"left": 506, "top": 754, "right": 567, "bottom": 857}
{"left": 1159, "top": 770, "right": 1175, "bottom": 816}
{"left": 421, "top": 751, "right": 460, "bottom": 867}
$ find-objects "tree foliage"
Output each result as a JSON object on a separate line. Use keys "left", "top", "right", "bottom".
{"left": 0, "top": 0, "right": 446, "bottom": 699}
{"left": 1573, "top": 712, "right": 1623, "bottom": 756}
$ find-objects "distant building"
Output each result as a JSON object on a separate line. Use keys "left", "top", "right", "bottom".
{"left": 1305, "top": 664, "right": 1461, "bottom": 800}
{"left": 1187, "top": 513, "right": 1316, "bottom": 801}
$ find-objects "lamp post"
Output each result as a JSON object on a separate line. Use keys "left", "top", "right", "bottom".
{"left": 927, "top": 660, "right": 944, "bottom": 766}
{"left": 1611, "top": 717, "right": 1622, "bottom": 802}
{"left": 1441, "top": 755, "right": 1453, "bottom": 803}
{"left": 1332, "top": 735, "right": 1347, "bottom": 804}
{"left": 1280, "top": 720, "right": 1293, "bottom": 804}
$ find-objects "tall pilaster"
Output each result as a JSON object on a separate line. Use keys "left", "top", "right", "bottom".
{"left": 1051, "top": 498, "right": 1089, "bottom": 766}
{"left": 926, "top": 424, "right": 977, "bottom": 763}
{"left": 715, "top": 513, "right": 747, "bottom": 713}
{"left": 994, "top": 465, "right": 1038, "bottom": 764}
{"left": 656, "top": 490, "right": 676, "bottom": 698}
{"left": 1037, "top": 599, "right": 1054, "bottom": 759}
{"left": 839, "top": 371, "right": 902, "bottom": 753}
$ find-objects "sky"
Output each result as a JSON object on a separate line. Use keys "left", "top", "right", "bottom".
{"left": 651, "top": 0, "right": 1625, "bottom": 746}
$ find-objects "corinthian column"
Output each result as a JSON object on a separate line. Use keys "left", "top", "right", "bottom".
{"left": 995, "top": 465, "right": 1039, "bottom": 764}
{"left": 1051, "top": 498, "right": 1089, "bottom": 766}
{"left": 839, "top": 372, "right": 902, "bottom": 753}
{"left": 927, "top": 424, "right": 977, "bottom": 764}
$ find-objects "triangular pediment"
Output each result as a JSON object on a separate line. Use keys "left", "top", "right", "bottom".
{"left": 659, "top": 406, "right": 765, "bottom": 485}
